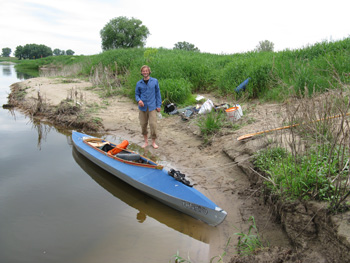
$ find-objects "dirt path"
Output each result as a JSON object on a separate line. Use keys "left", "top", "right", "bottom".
{"left": 12, "top": 77, "right": 341, "bottom": 262}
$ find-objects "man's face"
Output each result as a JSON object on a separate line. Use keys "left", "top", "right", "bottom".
{"left": 141, "top": 68, "right": 150, "bottom": 78}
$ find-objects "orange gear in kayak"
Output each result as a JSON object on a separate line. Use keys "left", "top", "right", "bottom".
{"left": 108, "top": 140, "right": 129, "bottom": 155}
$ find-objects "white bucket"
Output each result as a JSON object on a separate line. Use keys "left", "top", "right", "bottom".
{"left": 225, "top": 105, "right": 243, "bottom": 122}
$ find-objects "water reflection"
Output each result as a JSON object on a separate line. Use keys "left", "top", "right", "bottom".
{"left": 2, "top": 105, "right": 16, "bottom": 118}
{"left": 16, "top": 70, "right": 35, "bottom": 80}
{"left": 0, "top": 62, "right": 33, "bottom": 80}
{"left": 72, "top": 147, "right": 213, "bottom": 243}
{"left": 2, "top": 65, "right": 11, "bottom": 76}
{"left": 30, "top": 119, "right": 52, "bottom": 149}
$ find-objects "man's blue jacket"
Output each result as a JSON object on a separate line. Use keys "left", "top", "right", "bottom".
{"left": 135, "top": 77, "right": 162, "bottom": 112}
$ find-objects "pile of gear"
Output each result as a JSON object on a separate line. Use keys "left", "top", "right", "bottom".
{"left": 163, "top": 102, "right": 178, "bottom": 115}
{"left": 168, "top": 168, "right": 193, "bottom": 187}
{"left": 163, "top": 98, "right": 230, "bottom": 121}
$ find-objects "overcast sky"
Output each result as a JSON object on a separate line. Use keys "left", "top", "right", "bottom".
{"left": 1, "top": 0, "right": 349, "bottom": 56}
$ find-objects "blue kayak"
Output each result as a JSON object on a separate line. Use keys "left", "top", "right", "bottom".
{"left": 72, "top": 131, "right": 227, "bottom": 226}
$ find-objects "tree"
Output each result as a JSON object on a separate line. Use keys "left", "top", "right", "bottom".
{"left": 100, "top": 16, "right": 150, "bottom": 51}
{"left": 53, "top": 48, "right": 62, "bottom": 56}
{"left": 1, "top": 47, "right": 11, "bottom": 57}
{"left": 173, "top": 41, "right": 200, "bottom": 52}
{"left": 14, "top": 44, "right": 52, "bottom": 59}
{"left": 66, "top": 49, "right": 75, "bottom": 55}
{"left": 14, "top": 45, "right": 24, "bottom": 60}
{"left": 53, "top": 48, "right": 74, "bottom": 56}
{"left": 255, "top": 40, "right": 274, "bottom": 52}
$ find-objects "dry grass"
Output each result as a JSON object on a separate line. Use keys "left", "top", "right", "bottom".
{"left": 258, "top": 84, "right": 350, "bottom": 210}
{"left": 39, "top": 63, "right": 83, "bottom": 77}
{"left": 89, "top": 62, "right": 123, "bottom": 96}
{"left": 9, "top": 84, "right": 103, "bottom": 131}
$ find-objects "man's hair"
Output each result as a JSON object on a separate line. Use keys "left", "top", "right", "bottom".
{"left": 140, "top": 65, "right": 151, "bottom": 74}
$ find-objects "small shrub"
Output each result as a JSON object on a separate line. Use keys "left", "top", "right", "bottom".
{"left": 197, "top": 111, "right": 226, "bottom": 138}
{"left": 234, "top": 216, "right": 267, "bottom": 256}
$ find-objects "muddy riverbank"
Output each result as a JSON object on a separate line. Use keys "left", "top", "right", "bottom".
{"left": 8, "top": 77, "right": 350, "bottom": 262}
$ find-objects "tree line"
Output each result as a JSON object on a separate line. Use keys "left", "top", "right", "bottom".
{"left": 1, "top": 45, "right": 75, "bottom": 59}
{"left": 1, "top": 16, "right": 273, "bottom": 59}
{"left": 100, "top": 16, "right": 273, "bottom": 52}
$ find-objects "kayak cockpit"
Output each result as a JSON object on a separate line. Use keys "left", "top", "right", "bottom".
{"left": 83, "top": 137, "right": 163, "bottom": 169}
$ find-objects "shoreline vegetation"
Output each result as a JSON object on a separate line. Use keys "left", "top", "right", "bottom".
{"left": 12, "top": 37, "right": 350, "bottom": 102}
{"left": 4, "top": 38, "right": 350, "bottom": 262}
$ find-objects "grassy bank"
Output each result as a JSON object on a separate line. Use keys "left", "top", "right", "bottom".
{"left": 15, "top": 37, "right": 350, "bottom": 104}
{"left": 0, "top": 57, "right": 18, "bottom": 62}
{"left": 14, "top": 39, "right": 350, "bottom": 209}
{"left": 253, "top": 88, "right": 350, "bottom": 211}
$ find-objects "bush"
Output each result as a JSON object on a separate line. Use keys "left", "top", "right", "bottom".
{"left": 196, "top": 111, "right": 228, "bottom": 143}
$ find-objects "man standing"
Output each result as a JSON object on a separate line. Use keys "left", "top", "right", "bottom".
{"left": 135, "top": 65, "right": 162, "bottom": 149}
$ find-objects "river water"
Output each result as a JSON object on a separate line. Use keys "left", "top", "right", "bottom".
{"left": 0, "top": 63, "right": 218, "bottom": 263}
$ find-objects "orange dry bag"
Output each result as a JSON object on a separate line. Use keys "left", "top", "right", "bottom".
{"left": 108, "top": 140, "right": 129, "bottom": 155}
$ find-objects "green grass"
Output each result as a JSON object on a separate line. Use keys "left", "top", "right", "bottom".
{"left": 0, "top": 57, "right": 18, "bottom": 62}
{"left": 196, "top": 109, "right": 242, "bottom": 143}
{"left": 234, "top": 216, "right": 267, "bottom": 256}
{"left": 171, "top": 216, "right": 267, "bottom": 262}
{"left": 12, "top": 37, "right": 350, "bottom": 104}
{"left": 196, "top": 111, "right": 227, "bottom": 143}
{"left": 254, "top": 144, "right": 349, "bottom": 203}
{"left": 160, "top": 78, "right": 192, "bottom": 104}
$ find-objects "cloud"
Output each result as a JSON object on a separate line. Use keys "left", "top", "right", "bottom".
{"left": 0, "top": 0, "right": 349, "bottom": 56}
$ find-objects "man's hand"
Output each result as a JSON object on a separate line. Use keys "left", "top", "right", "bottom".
{"left": 156, "top": 107, "right": 161, "bottom": 112}
{"left": 138, "top": 100, "right": 144, "bottom": 107}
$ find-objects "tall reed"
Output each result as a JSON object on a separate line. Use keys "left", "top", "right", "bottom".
{"left": 15, "top": 37, "right": 350, "bottom": 104}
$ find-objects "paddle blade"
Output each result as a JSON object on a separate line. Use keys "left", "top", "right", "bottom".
{"left": 237, "top": 134, "right": 254, "bottom": 141}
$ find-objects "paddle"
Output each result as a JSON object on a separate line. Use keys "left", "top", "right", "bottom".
{"left": 237, "top": 112, "right": 350, "bottom": 141}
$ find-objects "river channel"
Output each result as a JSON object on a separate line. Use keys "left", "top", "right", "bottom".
{"left": 0, "top": 63, "right": 218, "bottom": 263}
